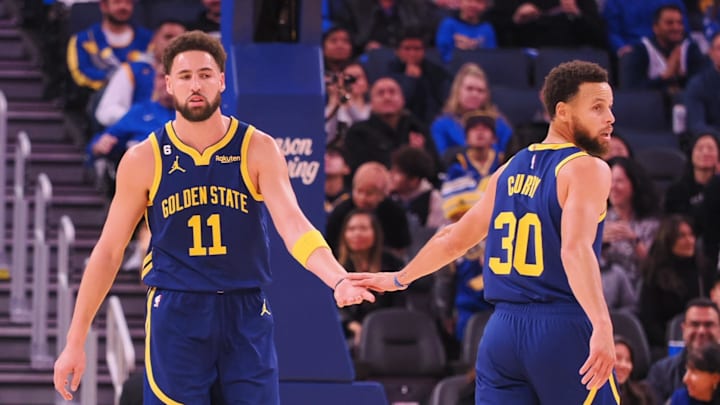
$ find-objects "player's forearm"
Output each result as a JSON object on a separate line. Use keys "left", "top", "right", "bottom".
{"left": 397, "top": 224, "right": 470, "bottom": 286}
{"left": 66, "top": 249, "right": 123, "bottom": 347}
{"left": 561, "top": 245, "right": 612, "bottom": 330}
{"left": 286, "top": 226, "right": 346, "bottom": 289}
{"left": 305, "top": 247, "right": 347, "bottom": 289}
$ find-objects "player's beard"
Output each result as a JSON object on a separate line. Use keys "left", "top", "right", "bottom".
{"left": 572, "top": 118, "right": 608, "bottom": 157}
{"left": 175, "top": 92, "right": 221, "bottom": 122}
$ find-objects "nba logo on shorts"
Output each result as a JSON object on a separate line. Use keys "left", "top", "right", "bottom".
{"left": 154, "top": 294, "right": 162, "bottom": 308}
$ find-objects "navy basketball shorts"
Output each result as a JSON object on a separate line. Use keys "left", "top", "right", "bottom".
{"left": 475, "top": 302, "right": 620, "bottom": 405}
{"left": 143, "top": 287, "right": 278, "bottom": 404}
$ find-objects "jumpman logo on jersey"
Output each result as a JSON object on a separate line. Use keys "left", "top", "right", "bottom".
{"left": 168, "top": 156, "right": 186, "bottom": 174}
{"left": 260, "top": 299, "right": 272, "bottom": 316}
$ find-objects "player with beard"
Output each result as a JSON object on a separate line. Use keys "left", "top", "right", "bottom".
{"left": 349, "top": 60, "right": 620, "bottom": 404}
{"left": 53, "top": 31, "right": 374, "bottom": 404}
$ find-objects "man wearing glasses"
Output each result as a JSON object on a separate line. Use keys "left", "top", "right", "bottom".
{"left": 646, "top": 298, "right": 720, "bottom": 402}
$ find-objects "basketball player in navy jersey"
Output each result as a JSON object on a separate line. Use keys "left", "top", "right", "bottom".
{"left": 350, "top": 60, "right": 619, "bottom": 404}
{"left": 53, "top": 31, "right": 374, "bottom": 404}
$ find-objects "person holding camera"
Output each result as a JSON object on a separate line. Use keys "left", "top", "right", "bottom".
{"left": 325, "top": 62, "right": 371, "bottom": 146}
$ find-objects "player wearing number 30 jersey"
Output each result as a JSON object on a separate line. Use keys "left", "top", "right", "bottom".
{"left": 348, "top": 60, "right": 620, "bottom": 404}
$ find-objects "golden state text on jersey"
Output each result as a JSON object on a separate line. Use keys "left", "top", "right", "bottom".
{"left": 143, "top": 118, "right": 271, "bottom": 291}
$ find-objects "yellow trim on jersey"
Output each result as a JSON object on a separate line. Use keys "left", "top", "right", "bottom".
{"left": 582, "top": 374, "right": 620, "bottom": 405}
{"left": 141, "top": 251, "right": 153, "bottom": 279}
{"left": 166, "top": 117, "right": 239, "bottom": 166}
{"left": 122, "top": 63, "right": 135, "bottom": 88}
{"left": 529, "top": 142, "right": 576, "bottom": 151}
{"left": 148, "top": 133, "right": 162, "bottom": 206}
{"left": 144, "top": 288, "right": 183, "bottom": 405}
{"left": 554, "top": 151, "right": 588, "bottom": 176}
{"left": 240, "top": 125, "right": 263, "bottom": 201}
{"left": 141, "top": 261, "right": 152, "bottom": 279}
{"left": 66, "top": 36, "right": 105, "bottom": 90}
{"left": 583, "top": 388, "right": 597, "bottom": 405}
{"left": 599, "top": 208, "right": 607, "bottom": 223}
{"left": 456, "top": 153, "right": 468, "bottom": 171}
{"left": 609, "top": 374, "right": 621, "bottom": 404}
{"left": 143, "top": 252, "right": 152, "bottom": 268}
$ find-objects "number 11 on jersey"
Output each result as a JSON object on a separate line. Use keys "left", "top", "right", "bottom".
{"left": 187, "top": 213, "right": 227, "bottom": 256}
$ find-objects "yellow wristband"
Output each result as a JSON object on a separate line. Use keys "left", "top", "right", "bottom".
{"left": 290, "top": 229, "right": 330, "bottom": 267}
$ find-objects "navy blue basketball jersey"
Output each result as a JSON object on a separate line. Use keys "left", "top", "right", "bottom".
{"left": 143, "top": 117, "right": 272, "bottom": 291}
{"left": 483, "top": 143, "right": 605, "bottom": 304}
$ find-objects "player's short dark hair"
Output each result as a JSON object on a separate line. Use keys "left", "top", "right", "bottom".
{"left": 163, "top": 30, "right": 227, "bottom": 74}
{"left": 391, "top": 145, "right": 435, "bottom": 180}
{"left": 541, "top": 60, "right": 608, "bottom": 119}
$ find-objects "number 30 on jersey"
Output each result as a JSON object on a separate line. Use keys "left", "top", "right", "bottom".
{"left": 488, "top": 212, "right": 544, "bottom": 276}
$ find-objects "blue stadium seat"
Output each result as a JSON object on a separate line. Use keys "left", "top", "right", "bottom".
{"left": 612, "top": 89, "right": 671, "bottom": 131}
{"left": 666, "top": 313, "right": 684, "bottom": 343}
{"left": 461, "top": 309, "right": 493, "bottom": 369}
{"left": 429, "top": 374, "right": 474, "bottom": 405}
{"left": 635, "top": 145, "right": 686, "bottom": 196}
{"left": 67, "top": 2, "right": 102, "bottom": 34}
{"left": 533, "top": 47, "right": 611, "bottom": 87}
{"left": 611, "top": 310, "right": 652, "bottom": 379}
{"left": 449, "top": 49, "right": 531, "bottom": 88}
{"left": 136, "top": 0, "right": 204, "bottom": 29}
{"left": 614, "top": 127, "right": 678, "bottom": 155}
{"left": 361, "top": 47, "right": 396, "bottom": 83}
{"left": 491, "top": 86, "right": 544, "bottom": 127}
{"left": 357, "top": 308, "right": 447, "bottom": 404}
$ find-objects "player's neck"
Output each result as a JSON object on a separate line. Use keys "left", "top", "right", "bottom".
{"left": 172, "top": 111, "right": 229, "bottom": 152}
{"left": 544, "top": 123, "right": 575, "bottom": 145}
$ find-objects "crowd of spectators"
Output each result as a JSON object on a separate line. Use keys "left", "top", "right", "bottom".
{"left": 14, "top": 0, "right": 720, "bottom": 403}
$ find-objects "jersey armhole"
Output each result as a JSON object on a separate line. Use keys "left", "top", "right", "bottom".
{"left": 147, "top": 133, "right": 162, "bottom": 206}
{"left": 240, "top": 125, "right": 264, "bottom": 202}
{"left": 554, "top": 151, "right": 588, "bottom": 177}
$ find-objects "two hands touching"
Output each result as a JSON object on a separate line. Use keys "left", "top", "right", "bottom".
{"left": 333, "top": 271, "right": 407, "bottom": 307}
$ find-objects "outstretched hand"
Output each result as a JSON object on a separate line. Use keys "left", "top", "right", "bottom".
{"left": 334, "top": 278, "right": 376, "bottom": 307}
{"left": 54, "top": 345, "right": 86, "bottom": 400}
{"left": 345, "top": 271, "right": 408, "bottom": 293}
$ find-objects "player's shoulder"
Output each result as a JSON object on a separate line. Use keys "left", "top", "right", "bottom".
{"left": 244, "top": 125, "right": 279, "bottom": 153}
{"left": 558, "top": 152, "right": 609, "bottom": 176}
{"left": 122, "top": 134, "right": 157, "bottom": 168}
{"left": 557, "top": 154, "right": 611, "bottom": 191}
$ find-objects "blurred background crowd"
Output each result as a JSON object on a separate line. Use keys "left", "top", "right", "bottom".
{"left": 10, "top": 0, "right": 720, "bottom": 403}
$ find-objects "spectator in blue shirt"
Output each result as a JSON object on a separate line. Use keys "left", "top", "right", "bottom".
{"left": 431, "top": 63, "right": 512, "bottom": 156}
{"left": 66, "top": 0, "right": 152, "bottom": 91}
{"left": 94, "top": 20, "right": 186, "bottom": 127}
{"left": 620, "top": 5, "right": 706, "bottom": 95}
{"left": 668, "top": 342, "right": 720, "bottom": 405}
{"left": 603, "top": 0, "right": 688, "bottom": 56}
{"left": 435, "top": 0, "right": 497, "bottom": 63}
{"left": 685, "top": 32, "right": 720, "bottom": 136}
{"left": 88, "top": 65, "right": 174, "bottom": 165}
